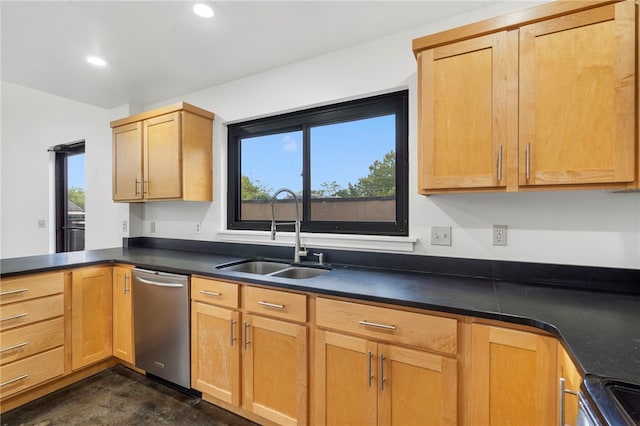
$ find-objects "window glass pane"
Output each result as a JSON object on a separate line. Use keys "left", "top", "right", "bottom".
{"left": 310, "top": 115, "right": 396, "bottom": 222}
{"left": 240, "top": 130, "right": 302, "bottom": 221}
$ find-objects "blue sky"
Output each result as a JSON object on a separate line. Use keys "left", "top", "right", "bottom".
{"left": 68, "top": 153, "right": 85, "bottom": 189}
{"left": 241, "top": 114, "right": 395, "bottom": 194}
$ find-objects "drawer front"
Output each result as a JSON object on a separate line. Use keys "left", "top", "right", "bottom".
{"left": 244, "top": 286, "right": 307, "bottom": 323}
{"left": 0, "top": 317, "right": 64, "bottom": 365}
{"left": 0, "top": 294, "right": 64, "bottom": 332}
{"left": 316, "top": 298, "right": 457, "bottom": 355}
{"left": 192, "top": 277, "right": 239, "bottom": 309}
{"left": 0, "top": 347, "right": 65, "bottom": 399}
{"left": 0, "top": 272, "right": 64, "bottom": 306}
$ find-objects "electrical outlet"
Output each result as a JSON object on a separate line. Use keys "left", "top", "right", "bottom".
{"left": 493, "top": 225, "right": 507, "bottom": 246}
{"left": 431, "top": 226, "right": 452, "bottom": 246}
{"left": 195, "top": 223, "right": 201, "bottom": 234}
{"left": 150, "top": 221, "right": 156, "bottom": 233}
{"left": 37, "top": 219, "right": 46, "bottom": 229}
{"left": 122, "top": 221, "right": 128, "bottom": 233}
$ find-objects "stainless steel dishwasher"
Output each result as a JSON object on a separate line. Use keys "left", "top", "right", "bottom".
{"left": 132, "top": 268, "right": 190, "bottom": 389}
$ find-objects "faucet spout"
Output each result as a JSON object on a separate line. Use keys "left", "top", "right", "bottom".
{"left": 270, "top": 188, "right": 306, "bottom": 262}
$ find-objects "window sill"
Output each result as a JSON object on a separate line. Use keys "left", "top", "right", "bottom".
{"left": 215, "top": 230, "right": 418, "bottom": 253}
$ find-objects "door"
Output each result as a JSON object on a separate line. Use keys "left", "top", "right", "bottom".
{"left": 144, "top": 112, "right": 182, "bottom": 199}
{"left": 519, "top": 2, "right": 635, "bottom": 186}
{"left": 419, "top": 31, "right": 508, "bottom": 191}
{"left": 54, "top": 140, "right": 86, "bottom": 252}
{"left": 378, "top": 343, "right": 457, "bottom": 426}
{"left": 112, "top": 266, "right": 134, "bottom": 363}
{"left": 470, "top": 324, "right": 557, "bottom": 426}
{"left": 71, "top": 266, "right": 113, "bottom": 370}
{"left": 113, "top": 122, "right": 143, "bottom": 201}
{"left": 315, "top": 330, "right": 377, "bottom": 426}
{"left": 191, "top": 301, "right": 241, "bottom": 405}
{"left": 242, "top": 314, "right": 307, "bottom": 426}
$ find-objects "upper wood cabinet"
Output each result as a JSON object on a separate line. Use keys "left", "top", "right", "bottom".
{"left": 414, "top": 0, "right": 637, "bottom": 194}
{"left": 110, "top": 102, "right": 214, "bottom": 202}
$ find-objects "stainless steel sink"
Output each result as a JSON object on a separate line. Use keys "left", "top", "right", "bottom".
{"left": 215, "top": 260, "right": 330, "bottom": 279}
{"left": 269, "top": 266, "right": 329, "bottom": 279}
{"left": 216, "top": 260, "right": 289, "bottom": 275}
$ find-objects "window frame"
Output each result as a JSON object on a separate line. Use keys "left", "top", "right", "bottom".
{"left": 227, "top": 90, "right": 408, "bottom": 236}
{"left": 53, "top": 140, "right": 85, "bottom": 253}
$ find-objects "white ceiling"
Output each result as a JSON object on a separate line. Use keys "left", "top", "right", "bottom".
{"left": 1, "top": 1, "right": 502, "bottom": 109}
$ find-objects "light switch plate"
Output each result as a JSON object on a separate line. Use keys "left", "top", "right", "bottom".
{"left": 431, "top": 226, "right": 452, "bottom": 246}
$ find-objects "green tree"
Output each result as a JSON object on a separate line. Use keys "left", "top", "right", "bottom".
{"left": 241, "top": 175, "right": 272, "bottom": 200}
{"left": 68, "top": 187, "right": 85, "bottom": 209}
{"left": 311, "top": 181, "right": 343, "bottom": 197}
{"left": 335, "top": 150, "right": 395, "bottom": 197}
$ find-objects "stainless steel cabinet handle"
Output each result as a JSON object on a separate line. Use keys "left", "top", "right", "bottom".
{"left": 136, "top": 277, "right": 184, "bottom": 288}
{"left": 525, "top": 143, "right": 531, "bottom": 180}
{"left": 0, "top": 342, "right": 28, "bottom": 353}
{"left": 123, "top": 273, "right": 129, "bottom": 295}
{"left": 0, "top": 313, "right": 28, "bottom": 322}
{"left": 258, "top": 301, "right": 285, "bottom": 310}
{"left": 497, "top": 144, "right": 503, "bottom": 182}
{"left": 200, "top": 290, "right": 222, "bottom": 297}
{"left": 0, "top": 288, "right": 28, "bottom": 297}
{"left": 367, "top": 351, "right": 373, "bottom": 388}
{"left": 230, "top": 319, "right": 237, "bottom": 347}
{"left": 0, "top": 374, "right": 28, "bottom": 387}
{"left": 559, "top": 377, "right": 579, "bottom": 426}
{"left": 135, "top": 179, "right": 141, "bottom": 196}
{"left": 359, "top": 320, "right": 396, "bottom": 331}
{"left": 379, "top": 354, "right": 386, "bottom": 391}
{"left": 243, "top": 321, "right": 250, "bottom": 351}
{"left": 143, "top": 180, "right": 148, "bottom": 194}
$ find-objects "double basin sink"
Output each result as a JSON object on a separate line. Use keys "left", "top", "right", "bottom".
{"left": 215, "top": 259, "right": 330, "bottom": 279}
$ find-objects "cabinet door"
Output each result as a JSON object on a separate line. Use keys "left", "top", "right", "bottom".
{"left": 519, "top": 2, "right": 635, "bottom": 187}
{"left": 558, "top": 345, "right": 581, "bottom": 426}
{"left": 143, "top": 111, "right": 182, "bottom": 199}
{"left": 113, "top": 122, "right": 143, "bottom": 201}
{"left": 71, "top": 266, "right": 113, "bottom": 370}
{"left": 315, "top": 330, "right": 377, "bottom": 426}
{"left": 112, "top": 266, "right": 134, "bottom": 363}
{"left": 242, "top": 314, "right": 307, "bottom": 426}
{"left": 470, "top": 324, "right": 556, "bottom": 426}
{"left": 378, "top": 344, "right": 457, "bottom": 426}
{"left": 191, "top": 302, "right": 241, "bottom": 405}
{"left": 419, "top": 31, "right": 508, "bottom": 192}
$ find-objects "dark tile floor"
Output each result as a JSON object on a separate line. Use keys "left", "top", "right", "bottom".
{"left": 2, "top": 365, "right": 261, "bottom": 426}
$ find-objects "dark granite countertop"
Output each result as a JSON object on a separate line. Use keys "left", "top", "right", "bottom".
{"left": 3, "top": 246, "right": 640, "bottom": 405}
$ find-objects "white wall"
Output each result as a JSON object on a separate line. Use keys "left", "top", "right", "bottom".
{"left": 138, "top": 1, "right": 640, "bottom": 269}
{"left": 0, "top": 82, "right": 130, "bottom": 258}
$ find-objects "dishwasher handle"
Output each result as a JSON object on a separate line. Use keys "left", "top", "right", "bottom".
{"left": 135, "top": 277, "right": 185, "bottom": 288}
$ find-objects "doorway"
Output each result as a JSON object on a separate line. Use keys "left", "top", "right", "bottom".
{"left": 53, "top": 140, "right": 85, "bottom": 252}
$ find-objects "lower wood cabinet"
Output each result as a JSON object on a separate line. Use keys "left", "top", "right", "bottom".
{"left": 315, "top": 329, "right": 457, "bottom": 426}
{"left": 470, "top": 323, "right": 557, "bottom": 426}
{"left": 71, "top": 266, "right": 113, "bottom": 370}
{"left": 242, "top": 313, "right": 307, "bottom": 426}
{"left": 112, "top": 265, "right": 134, "bottom": 363}
{"left": 558, "top": 345, "right": 582, "bottom": 426}
{"left": 191, "top": 301, "right": 241, "bottom": 405}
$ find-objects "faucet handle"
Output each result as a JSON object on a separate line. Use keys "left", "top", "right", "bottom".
{"left": 312, "top": 252, "right": 325, "bottom": 265}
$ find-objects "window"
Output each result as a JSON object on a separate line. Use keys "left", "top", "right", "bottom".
{"left": 227, "top": 90, "right": 408, "bottom": 236}
{"left": 53, "top": 140, "right": 85, "bottom": 252}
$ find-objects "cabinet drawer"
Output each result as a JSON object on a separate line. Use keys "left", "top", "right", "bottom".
{"left": 0, "top": 347, "right": 64, "bottom": 399}
{"left": 0, "top": 318, "right": 64, "bottom": 365}
{"left": 316, "top": 298, "right": 457, "bottom": 355}
{"left": 244, "top": 286, "right": 307, "bottom": 323}
{"left": 192, "top": 277, "right": 239, "bottom": 309}
{"left": 0, "top": 294, "right": 64, "bottom": 332}
{"left": 0, "top": 272, "right": 64, "bottom": 305}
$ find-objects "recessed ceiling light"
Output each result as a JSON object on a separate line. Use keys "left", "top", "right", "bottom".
{"left": 193, "top": 3, "right": 214, "bottom": 18}
{"left": 87, "top": 56, "right": 107, "bottom": 67}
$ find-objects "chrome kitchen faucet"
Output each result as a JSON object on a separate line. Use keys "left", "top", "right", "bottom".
{"left": 270, "top": 188, "right": 307, "bottom": 263}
